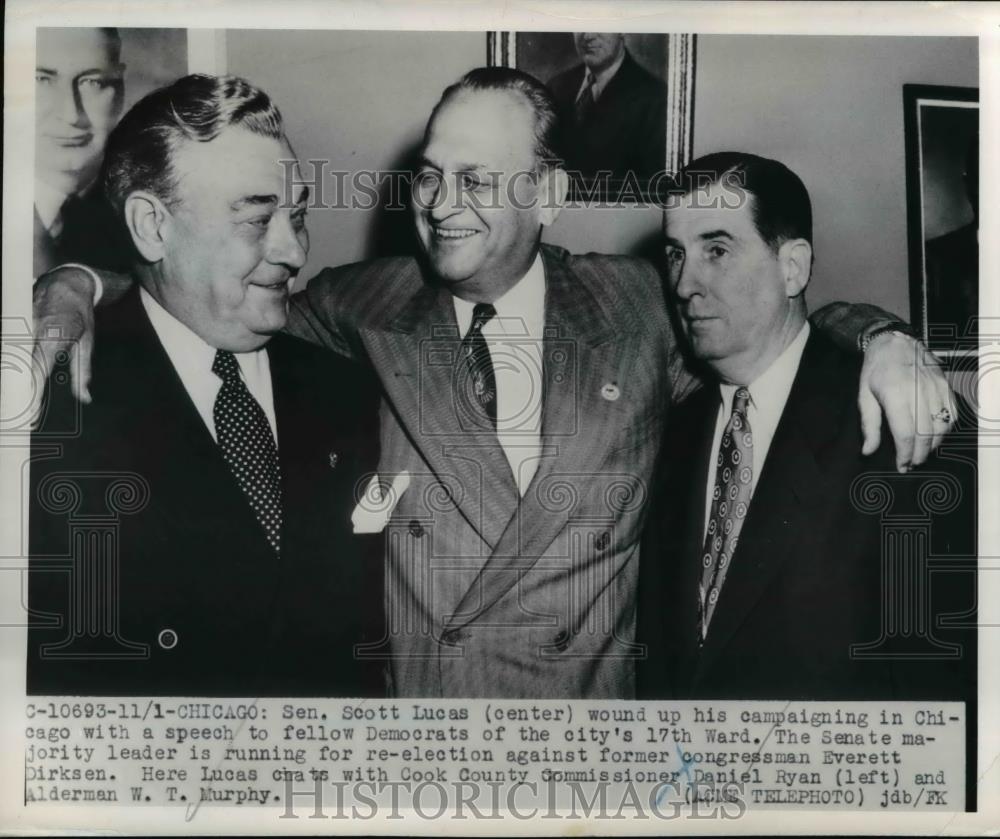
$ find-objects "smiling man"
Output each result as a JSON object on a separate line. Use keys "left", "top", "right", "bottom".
{"left": 28, "top": 75, "right": 383, "bottom": 697}
{"left": 31, "top": 68, "right": 955, "bottom": 699}
{"left": 34, "top": 27, "right": 131, "bottom": 276}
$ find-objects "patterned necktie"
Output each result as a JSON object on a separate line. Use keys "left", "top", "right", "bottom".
{"left": 699, "top": 387, "right": 754, "bottom": 640}
{"left": 575, "top": 73, "right": 596, "bottom": 125}
{"left": 458, "top": 303, "right": 498, "bottom": 430}
{"left": 212, "top": 349, "right": 282, "bottom": 553}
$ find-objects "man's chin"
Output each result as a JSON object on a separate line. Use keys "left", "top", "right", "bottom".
{"left": 425, "top": 254, "right": 480, "bottom": 286}
{"left": 237, "top": 320, "right": 286, "bottom": 351}
{"left": 245, "top": 302, "right": 289, "bottom": 338}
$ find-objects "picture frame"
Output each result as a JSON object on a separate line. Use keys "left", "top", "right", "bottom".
{"left": 903, "top": 83, "right": 979, "bottom": 357}
{"left": 488, "top": 31, "right": 695, "bottom": 202}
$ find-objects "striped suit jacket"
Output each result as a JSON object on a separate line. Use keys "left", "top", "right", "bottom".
{"left": 288, "top": 245, "right": 693, "bottom": 697}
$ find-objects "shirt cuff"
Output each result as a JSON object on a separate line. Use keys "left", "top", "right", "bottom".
{"left": 57, "top": 263, "right": 104, "bottom": 305}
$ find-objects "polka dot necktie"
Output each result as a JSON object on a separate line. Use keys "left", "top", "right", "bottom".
{"left": 212, "top": 349, "right": 282, "bottom": 553}
{"left": 699, "top": 387, "right": 753, "bottom": 640}
{"left": 458, "top": 303, "right": 498, "bottom": 430}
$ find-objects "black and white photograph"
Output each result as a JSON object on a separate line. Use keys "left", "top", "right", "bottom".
{"left": 492, "top": 32, "right": 692, "bottom": 200}
{"left": 1, "top": 1, "right": 995, "bottom": 835}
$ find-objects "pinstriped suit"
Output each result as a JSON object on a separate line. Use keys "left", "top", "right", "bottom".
{"left": 287, "top": 244, "right": 883, "bottom": 698}
{"left": 289, "top": 244, "right": 693, "bottom": 697}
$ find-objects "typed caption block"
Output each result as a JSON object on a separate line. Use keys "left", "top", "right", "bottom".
{"left": 23, "top": 699, "right": 964, "bottom": 816}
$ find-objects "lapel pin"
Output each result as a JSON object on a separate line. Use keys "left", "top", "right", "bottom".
{"left": 328, "top": 451, "right": 339, "bottom": 469}
{"left": 601, "top": 382, "right": 621, "bottom": 402}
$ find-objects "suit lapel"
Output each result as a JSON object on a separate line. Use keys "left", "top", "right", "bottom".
{"left": 268, "top": 337, "right": 328, "bottom": 540}
{"left": 596, "top": 53, "right": 636, "bottom": 108}
{"left": 694, "top": 335, "right": 851, "bottom": 680}
{"left": 360, "top": 270, "right": 519, "bottom": 549}
{"left": 670, "top": 389, "right": 720, "bottom": 680}
{"left": 109, "top": 290, "right": 275, "bottom": 555}
{"left": 446, "top": 247, "right": 620, "bottom": 629}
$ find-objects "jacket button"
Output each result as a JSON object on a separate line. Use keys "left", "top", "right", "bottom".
{"left": 553, "top": 630, "right": 570, "bottom": 652}
{"left": 442, "top": 628, "right": 466, "bottom": 646}
{"left": 157, "top": 628, "right": 178, "bottom": 650}
{"left": 409, "top": 520, "right": 425, "bottom": 538}
{"left": 595, "top": 531, "right": 611, "bottom": 551}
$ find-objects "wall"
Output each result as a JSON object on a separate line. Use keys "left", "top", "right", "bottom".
{"left": 119, "top": 29, "right": 189, "bottom": 113}
{"left": 227, "top": 31, "right": 977, "bottom": 319}
{"left": 691, "top": 34, "right": 977, "bottom": 315}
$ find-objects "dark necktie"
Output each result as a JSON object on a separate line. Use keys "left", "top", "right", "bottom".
{"left": 458, "top": 303, "right": 498, "bottom": 430}
{"left": 212, "top": 349, "right": 282, "bottom": 553}
{"left": 575, "top": 73, "right": 596, "bottom": 125}
{"left": 699, "top": 387, "right": 754, "bottom": 639}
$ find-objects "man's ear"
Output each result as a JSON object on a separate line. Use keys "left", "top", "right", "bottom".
{"left": 538, "top": 166, "right": 569, "bottom": 227}
{"left": 779, "top": 238, "right": 812, "bottom": 298}
{"left": 123, "top": 191, "right": 171, "bottom": 263}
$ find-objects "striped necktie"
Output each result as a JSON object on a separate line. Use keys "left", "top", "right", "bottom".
{"left": 457, "top": 303, "right": 498, "bottom": 430}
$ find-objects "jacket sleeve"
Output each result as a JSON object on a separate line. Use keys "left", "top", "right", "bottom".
{"left": 810, "top": 301, "right": 906, "bottom": 352}
{"left": 285, "top": 266, "right": 359, "bottom": 360}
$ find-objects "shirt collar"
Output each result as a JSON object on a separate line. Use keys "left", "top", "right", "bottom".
{"left": 35, "top": 177, "right": 97, "bottom": 235}
{"left": 35, "top": 181, "right": 71, "bottom": 234}
{"left": 585, "top": 49, "right": 627, "bottom": 100}
{"left": 719, "top": 321, "right": 811, "bottom": 421}
{"left": 453, "top": 251, "right": 546, "bottom": 337}
{"left": 140, "top": 286, "right": 219, "bottom": 371}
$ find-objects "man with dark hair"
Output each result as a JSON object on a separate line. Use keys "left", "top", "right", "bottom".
{"left": 31, "top": 69, "right": 955, "bottom": 699}
{"left": 29, "top": 74, "right": 383, "bottom": 696}
{"left": 34, "top": 27, "right": 131, "bottom": 276}
{"left": 547, "top": 33, "right": 667, "bottom": 190}
{"left": 637, "top": 152, "right": 973, "bottom": 700}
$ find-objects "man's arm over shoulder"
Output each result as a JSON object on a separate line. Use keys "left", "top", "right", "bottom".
{"left": 286, "top": 256, "right": 421, "bottom": 361}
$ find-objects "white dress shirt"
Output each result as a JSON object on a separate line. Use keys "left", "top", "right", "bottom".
{"left": 703, "top": 322, "right": 810, "bottom": 536}
{"left": 140, "top": 287, "right": 278, "bottom": 445}
{"left": 35, "top": 181, "right": 71, "bottom": 237}
{"left": 575, "top": 49, "right": 627, "bottom": 103}
{"left": 452, "top": 253, "right": 545, "bottom": 495}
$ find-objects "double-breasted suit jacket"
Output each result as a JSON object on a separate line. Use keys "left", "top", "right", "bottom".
{"left": 289, "top": 244, "right": 695, "bottom": 697}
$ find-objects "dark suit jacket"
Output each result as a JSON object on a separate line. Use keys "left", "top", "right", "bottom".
{"left": 548, "top": 51, "right": 667, "bottom": 188}
{"left": 28, "top": 289, "right": 384, "bottom": 696}
{"left": 33, "top": 189, "right": 133, "bottom": 277}
{"left": 637, "top": 332, "right": 975, "bottom": 701}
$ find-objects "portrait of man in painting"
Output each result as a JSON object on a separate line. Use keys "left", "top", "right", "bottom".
{"left": 512, "top": 32, "right": 673, "bottom": 200}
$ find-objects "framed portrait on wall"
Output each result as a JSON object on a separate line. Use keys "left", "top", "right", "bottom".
{"left": 903, "top": 83, "right": 979, "bottom": 357}
{"left": 487, "top": 31, "right": 695, "bottom": 202}
{"left": 33, "top": 28, "right": 190, "bottom": 278}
